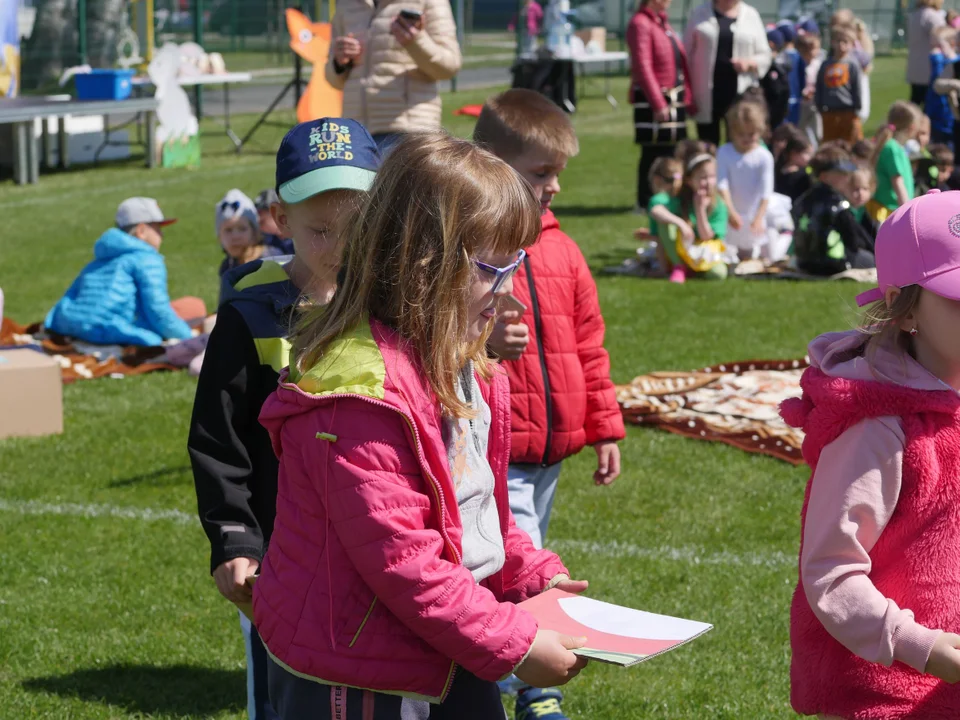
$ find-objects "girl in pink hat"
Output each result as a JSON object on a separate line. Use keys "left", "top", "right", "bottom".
{"left": 782, "top": 189, "right": 960, "bottom": 719}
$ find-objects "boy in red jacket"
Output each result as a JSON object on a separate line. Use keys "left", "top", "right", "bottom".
{"left": 475, "top": 88, "right": 626, "bottom": 720}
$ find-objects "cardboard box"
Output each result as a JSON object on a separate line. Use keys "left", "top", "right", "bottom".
{"left": 576, "top": 27, "right": 607, "bottom": 50}
{"left": 0, "top": 349, "right": 63, "bottom": 439}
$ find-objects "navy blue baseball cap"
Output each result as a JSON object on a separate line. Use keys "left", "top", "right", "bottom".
{"left": 775, "top": 19, "right": 797, "bottom": 43}
{"left": 767, "top": 27, "right": 785, "bottom": 50}
{"left": 275, "top": 118, "right": 380, "bottom": 203}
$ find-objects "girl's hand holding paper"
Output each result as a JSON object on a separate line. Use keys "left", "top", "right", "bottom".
{"left": 515, "top": 629, "right": 589, "bottom": 688}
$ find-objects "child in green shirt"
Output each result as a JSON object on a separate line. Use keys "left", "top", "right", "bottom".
{"left": 649, "top": 150, "right": 730, "bottom": 283}
{"left": 646, "top": 156, "right": 683, "bottom": 238}
{"left": 869, "top": 101, "right": 922, "bottom": 223}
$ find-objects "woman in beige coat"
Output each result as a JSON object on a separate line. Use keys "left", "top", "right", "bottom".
{"left": 327, "top": 0, "right": 462, "bottom": 148}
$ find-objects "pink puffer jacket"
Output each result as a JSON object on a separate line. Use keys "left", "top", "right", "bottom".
{"left": 253, "top": 318, "right": 568, "bottom": 702}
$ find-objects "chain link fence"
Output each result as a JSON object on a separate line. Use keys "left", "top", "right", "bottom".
{"left": 10, "top": 0, "right": 931, "bottom": 93}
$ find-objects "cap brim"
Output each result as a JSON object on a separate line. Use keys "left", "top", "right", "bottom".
{"left": 279, "top": 166, "right": 376, "bottom": 203}
{"left": 157, "top": 218, "right": 178, "bottom": 226}
{"left": 921, "top": 267, "right": 960, "bottom": 302}
{"left": 856, "top": 287, "right": 884, "bottom": 306}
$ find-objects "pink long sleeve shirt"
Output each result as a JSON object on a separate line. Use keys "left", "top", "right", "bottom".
{"left": 799, "top": 331, "right": 953, "bottom": 674}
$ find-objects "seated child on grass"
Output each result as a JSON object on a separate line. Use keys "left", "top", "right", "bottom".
{"left": 635, "top": 155, "right": 682, "bottom": 245}
{"left": 217, "top": 189, "right": 285, "bottom": 278}
{"left": 45, "top": 197, "right": 203, "bottom": 346}
{"left": 716, "top": 99, "right": 776, "bottom": 261}
{"left": 914, "top": 142, "right": 953, "bottom": 194}
{"left": 848, "top": 163, "right": 880, "bottom": 240}
{"left": 775, "top": 124, "right": 814, "bottom": 201}
{"left": 254, "top": 188, "right": 295, "bottom": 255}
{"left": 649, "top": 146, "right": 730, "bottom": 282}
{"left": 791, "top": 143, "right": 875, "bottom": 276}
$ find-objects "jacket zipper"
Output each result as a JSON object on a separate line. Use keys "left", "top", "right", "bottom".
{"left": 294, "top": 386, "right": 460, "bottom": 699}
{"left": 523, "top": 256, "right": 554, "bottom": 467}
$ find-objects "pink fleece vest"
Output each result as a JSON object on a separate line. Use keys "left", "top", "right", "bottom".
{"left": 781, "top": 367, "right": 960, "bottom": 719}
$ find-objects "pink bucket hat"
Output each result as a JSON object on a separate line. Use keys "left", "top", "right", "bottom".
{"left": 856, "top": 189, "right": 960, "bottom": 307}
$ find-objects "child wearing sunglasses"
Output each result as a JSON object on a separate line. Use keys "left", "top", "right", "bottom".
{"left": 474, "top": 89, "right": 624, "bottom": 719}
{"left": 252, "top": 132, "right": 589, "bottom": 719}
{"left": 215, "top": 189, "right": 285, "bottom": 279}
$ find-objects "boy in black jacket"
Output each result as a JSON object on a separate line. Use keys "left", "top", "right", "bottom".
{"left": 189, "top": 118, "right": 378, "bottom": 720}
{"left": 792, "top": 143, "right": 874, "bottom": 276}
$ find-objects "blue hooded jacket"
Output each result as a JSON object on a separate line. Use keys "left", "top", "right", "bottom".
{"left": 45, "top": 228, "right": 193, "bottom": 346}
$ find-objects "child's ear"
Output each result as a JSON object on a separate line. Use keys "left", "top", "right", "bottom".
{"left": 271, "top": 203, "right": 290, "bottom": 234}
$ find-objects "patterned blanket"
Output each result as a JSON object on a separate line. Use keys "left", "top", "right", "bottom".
{"left": 0, "top": 318, "right": 176, "bottom": 383}
{"left": 616, "top": 358, "right": 808, "bottom": 465}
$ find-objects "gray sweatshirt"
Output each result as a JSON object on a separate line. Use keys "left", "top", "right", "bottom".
{"left": 442, "top": 363, "right": 505, "bottom": 583}
{"left": 815, "top": 54, "right": 862, "bottom": 113}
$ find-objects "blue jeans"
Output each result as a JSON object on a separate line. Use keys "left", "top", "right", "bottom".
{"left": 506, "top": 462, "right": 563, "bottom": 549}
{"left": 499, "top": 463, "right": 563, "bottom": 697}
{"left": 239, "top": 610, "right": 280, "bottom": 720}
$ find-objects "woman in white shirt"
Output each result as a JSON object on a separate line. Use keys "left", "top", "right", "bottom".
{"left": 683, "top": 0, "right": 771, "bottom": 146}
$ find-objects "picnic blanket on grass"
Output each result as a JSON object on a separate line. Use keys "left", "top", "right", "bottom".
{"left": 0, "top": 317, "right": 176, "bottom": 383}
{"left": 734, "top": 259, "right": 877, "bottom": 283}
{"left": 616, "top": 358, "right": 808, "bottom": 465}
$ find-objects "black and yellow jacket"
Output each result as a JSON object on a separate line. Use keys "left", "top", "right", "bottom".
{"left": 188, "top": 257, "right": 299, "bottom": 573}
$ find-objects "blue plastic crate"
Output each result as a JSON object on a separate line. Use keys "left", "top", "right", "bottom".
{"left": 75, "top": 69, "right": 136, "bottom": 101}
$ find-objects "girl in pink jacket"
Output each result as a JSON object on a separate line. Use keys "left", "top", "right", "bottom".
{"left": 782, "top": 189, "right": 960, "bottom": 719}
{"left": 252, "top": 133, "right": 590, "bottom": 718}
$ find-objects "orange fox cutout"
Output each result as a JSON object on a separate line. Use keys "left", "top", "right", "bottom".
{"left": 286, "top": 9, "right": 343, "bottom": 122}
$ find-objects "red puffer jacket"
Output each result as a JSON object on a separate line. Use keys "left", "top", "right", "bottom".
{"left": 504, "top": 211, "right": 625, "bottom": 466}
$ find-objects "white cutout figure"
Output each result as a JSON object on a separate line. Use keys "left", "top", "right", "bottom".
{"left": 148, "top": 43, "right": 199, "bottom": 146}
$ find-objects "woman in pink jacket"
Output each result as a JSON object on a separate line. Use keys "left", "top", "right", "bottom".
{"left": 781, "top": 189, "right": 960, "bottom": 719}
{"left": 253, "top": 133, "right": 589, "bottom": 718}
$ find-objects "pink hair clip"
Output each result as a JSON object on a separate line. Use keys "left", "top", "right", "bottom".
{"left": 886, "top": 123, "right": 896, "bottom": 131}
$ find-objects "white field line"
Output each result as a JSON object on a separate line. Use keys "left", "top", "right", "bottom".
{"left": 0, "top": 498, "right": 792, "bottom": 568}
{"left": 0, "top": 498, "right": 195, "bottom": 525}
{"left": 550, "top": 539, "right": 793, "bottom": 569}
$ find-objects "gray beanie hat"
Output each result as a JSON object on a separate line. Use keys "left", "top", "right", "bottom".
{"left": 215, "top": 189, "right": 259, "bottom": 237}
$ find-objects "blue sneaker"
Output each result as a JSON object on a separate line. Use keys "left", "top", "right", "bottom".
{"left": 516, "top": 688, "right": 567, "bottom": 720}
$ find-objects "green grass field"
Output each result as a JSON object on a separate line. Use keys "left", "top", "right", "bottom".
{"left": 0, "top": 58, "right": 909, "bottom": 719}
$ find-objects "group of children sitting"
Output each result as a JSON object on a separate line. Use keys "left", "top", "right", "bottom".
{"left": 637, "top": 7, "right": 960, "bottom": 283}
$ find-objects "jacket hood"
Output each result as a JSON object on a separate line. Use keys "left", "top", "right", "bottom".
{"left": 808, "top": 330, "right": 948, "bottom": 392}
{"left": 218, "top": 255, "right": 299, "bottom": 311}
{"left": 258, "top": 321, "right": 390, "bottom": 443}
{"left": 93, "top": 228, "right": 157, "bottom": 260}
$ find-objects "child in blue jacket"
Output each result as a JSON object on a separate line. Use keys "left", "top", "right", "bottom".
{"left": 45, "top": 198, "right": 200, "bottom": 346}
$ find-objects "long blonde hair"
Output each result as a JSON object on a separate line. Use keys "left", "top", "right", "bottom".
{"left": 292, "top": 132, "right": 542, "bottom": 418}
